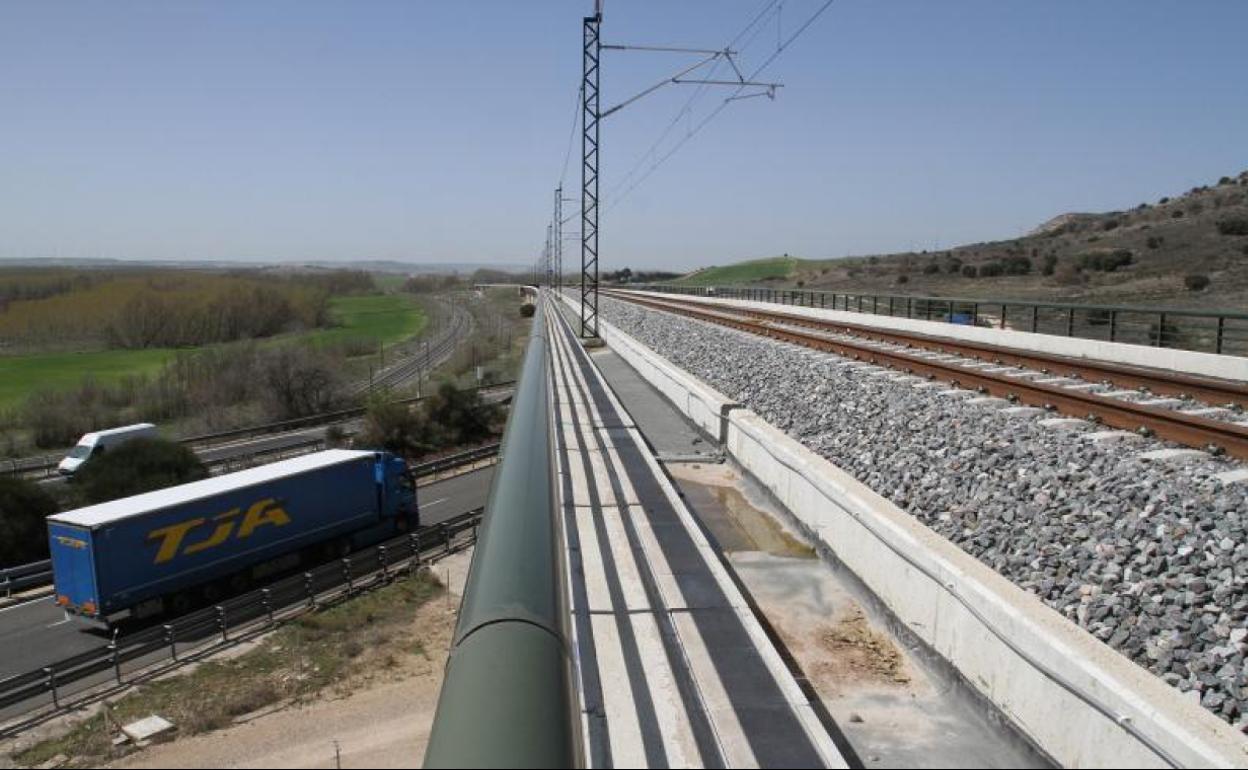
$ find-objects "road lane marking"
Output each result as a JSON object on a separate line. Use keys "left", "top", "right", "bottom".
{"left": 0, "top": 596, "right": 53, "bottom": 615}
{"left": 421, "top": 497, "right": 448, "bottom": 508}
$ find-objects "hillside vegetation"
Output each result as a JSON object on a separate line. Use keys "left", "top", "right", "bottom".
{"left": 668, "top": 170, "right": 1248, "bottom": 310}
{"left": 0, "top": 268, "right": 377, "bottom": 352}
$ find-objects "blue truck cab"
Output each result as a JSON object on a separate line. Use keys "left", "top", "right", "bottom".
{"left": 47, "top": 449, "right": 416, "bottom": 627}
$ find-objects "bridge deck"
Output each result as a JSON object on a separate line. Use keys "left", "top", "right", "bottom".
{"left": 545, "top": 301, "right": 845, "bottom": 769}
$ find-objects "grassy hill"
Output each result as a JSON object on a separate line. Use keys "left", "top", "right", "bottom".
{"left": 674, "top": 256, "right": 800, "bottom": 287}
{"left": 665, "top": 170, "right": 1248, "bottom": 310}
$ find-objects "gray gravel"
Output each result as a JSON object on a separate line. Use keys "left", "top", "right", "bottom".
{"left": 601, "top": 296, "right": 1248, "bottom": 727}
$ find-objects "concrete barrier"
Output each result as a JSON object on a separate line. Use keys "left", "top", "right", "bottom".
{"left": 628, "top": 290, "right": 1248, "bottom": 383}
{"left": 572, "top": 293, "right": 1248, "bottom": 768}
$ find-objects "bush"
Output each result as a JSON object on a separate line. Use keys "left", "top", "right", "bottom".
{"left": 944, "top": 258, "right": 963, "bottom": 274}
{"left": 923, "top": 263, "right": 940, "bottom": 275}
{"left": 259, "top": 345, "right": 345, "bottom": 419}
{"left": 1101, "top": 219, "right": 1120, "bottom": 231}
{"left": 1079, "top": 250, "right": 1133, "bottom": 273}
{"left": 1215, "top": 217, "right": 1248, "bottom": 236}
{"left": 75, "top": 437, "right": 209, "bottom": 505}
{"left": 961, "top": 265, "right": 978, "bottom": 278}
{"left": 1146, "top": 235, "right": 1162, "bottom": 249}
{"left": 355, "top": 398, "right": 432, "bottom": 456}
{"left": 519, "top": 304, "right": 536, "bottom": 318}
{"left": 1184, "top": 274, "right": 1211, "bottom": 291}
{"left": 1172, "top": 209, "right": 1185, "bottom": 219}
{"left": 978, "top": 262, "right": 1004, "bottom": 278}
{"left": 0, "top": 476, "right": 58, "bottom": 564}
{"left": 355, "top": 383, "right": 505, "bottom": 460}
{"left": 895, "top": 274, "right": 909, "bottom": 285}
{"left": 1041, "top": 254, "right": 1059, "bottom": 276}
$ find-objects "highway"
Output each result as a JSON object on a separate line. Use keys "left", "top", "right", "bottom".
{"left": 0, "top": 465, "right": 495, "bottom": 681}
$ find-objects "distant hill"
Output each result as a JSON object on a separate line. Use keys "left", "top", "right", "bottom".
{"left": 0, "top": 257, "right": 519, "bottom": 276}
{"left": 673, "top": 170, "right": 1248, "bottom": 310}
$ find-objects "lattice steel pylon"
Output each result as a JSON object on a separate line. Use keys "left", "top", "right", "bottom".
{"left": 580, "top": 11, "right": 601, "bottom": 338}
{"left": 554, "top": 186, "right": 563, "bottom": 294}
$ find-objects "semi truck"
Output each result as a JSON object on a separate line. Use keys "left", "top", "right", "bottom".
{"left": 47, "top": 449, "right": 417, "bottom": 627}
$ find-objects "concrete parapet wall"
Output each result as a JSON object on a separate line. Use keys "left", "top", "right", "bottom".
{"left": 629, "top": 290, "right": 1248, "bottom": 383}
{"left": 572, "top": 293, "right": 1248, "bottom": 768}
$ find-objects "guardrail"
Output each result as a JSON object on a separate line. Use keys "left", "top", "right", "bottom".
{"left": 425, "top": 299, "right": 577, "bottom": 767}
{"left": 632, "top": 284, "right": 1248, "bottom": 357}
{"left": 1, "top": 381, "right": 515, "bottom": 480}
{"left": 0, "top": 561, "right": 52, "bottom": 599}
{"left": 0, "top": 443, "right": 503, "bottom": 603}
{"left": 411, "top": 443, "right": 501, "bottom": 478}
{"left": 0, "top": 509, "right": 482, "bottom": 738}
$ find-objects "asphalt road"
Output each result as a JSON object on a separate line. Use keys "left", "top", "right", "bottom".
{"left": 0, "top": 465, "right": 495, "bottom": 681}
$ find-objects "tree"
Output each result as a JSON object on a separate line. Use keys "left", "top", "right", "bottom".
{"left": 355, "top": 397, "right": 434, "bottom": 456}
{"left": 424, "top": 382, "right": 504, "bottom": 447}
{"left": 0, "top": 477, "right": 58, "bottom": 564}
{"left": 75, "top": 437, "right": 209, "bottom": 505}
{"left": 259, "top": 345, "right": 344, "bottom": 418}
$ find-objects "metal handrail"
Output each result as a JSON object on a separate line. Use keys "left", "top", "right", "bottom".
{"left": 635, "top": 283, "right": 1248, "bottom": 355}
{"left": 1, "top": 381, "right": 515, "bottom": 479}
{"left": 0, "top": 444, "right": 504, "bottom": 598}
{"left": 0, "top": 510, "right": 483, "bottom": 735}
{"left": 425, "top": 299, "right": 577, "bottom": 768}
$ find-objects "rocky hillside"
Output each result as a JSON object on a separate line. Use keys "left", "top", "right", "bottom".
{"left": 688, "top": 171, "right": 1248, "bottom": 310}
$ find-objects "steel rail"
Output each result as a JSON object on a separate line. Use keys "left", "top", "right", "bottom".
{"left": 610, "top": 290, "right": 1248, "bottom": 410}
{"left": 613, "top": 292, "right": 1248, "bottom": 460}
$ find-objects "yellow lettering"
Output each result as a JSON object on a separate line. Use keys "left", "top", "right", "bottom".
{"left": 184, "top": 509, "right": 241, "bottom": 555}
{"left": 148, "top": 519, "right": 205, "bottom": 564}
{"left": 237, "top": 499, "right": 290, "bottom": 538}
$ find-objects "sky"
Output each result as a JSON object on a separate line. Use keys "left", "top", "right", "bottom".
{"left": 0, "top": 0, "right": 1245, "bottom": 271}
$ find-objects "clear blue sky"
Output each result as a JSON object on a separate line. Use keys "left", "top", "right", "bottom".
{"left": 1, "top": 1, "right": 1245, "bottom": 271}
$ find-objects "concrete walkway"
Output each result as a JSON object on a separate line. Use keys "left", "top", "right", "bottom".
{"left": 545, "top": 299, "right": 845, "bottom": 769}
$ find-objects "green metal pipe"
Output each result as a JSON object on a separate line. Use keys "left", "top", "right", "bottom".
{"left": 425, "top": 300, "right": 579, "bottom": 768}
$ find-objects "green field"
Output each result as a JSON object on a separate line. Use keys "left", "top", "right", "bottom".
{"left": 674, "top": 256, "right": 800, "bottom": 286}
{"left": 0, "top": 348, "right": 174, "bottom": 413}
{"left": 0, "top": 293, "right": 426, "bottom": 411}
{"left": 304, "top": 293, "right": 427, "bottom": 348}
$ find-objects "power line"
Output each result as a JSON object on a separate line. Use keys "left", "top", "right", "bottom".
{"left": 557, "top": 83, "right": 583, "bottom": 188}
{"left": 604, "top": 0, "right": 837, "bottom": 214}
{"left": 602, "top": 0, "right": 783, "bottom": 204}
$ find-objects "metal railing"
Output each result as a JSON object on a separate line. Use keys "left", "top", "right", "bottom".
{"left": 0, "top": 510, "right": 482, "bottom": 738}
{"left": 0, "top": 561, "right": 52, "bottom": 599}
{"left": 412, "top": 443, "right": 501, "bottom": 478}
{"left": 0, "top": 443, "right": 504, "bottom": 602}
{"left": 425, "top": 299, "right": 577, "bottom": 767}
{"left": 634, "top": 284, "right": 1248, "bottom": 357}
{"left": 1, "top": 381, "right": 515, "bottom": 479}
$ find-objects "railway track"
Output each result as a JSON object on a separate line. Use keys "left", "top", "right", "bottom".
{"left": 606, "top": 290, "right": 1248, "bottom": 461}
{"left": 349, "top": 297, "right": 473, "bottom": 397}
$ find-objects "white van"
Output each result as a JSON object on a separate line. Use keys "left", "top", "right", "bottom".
{"left": 57, "top": 423, "right": 158, "bottom": 476}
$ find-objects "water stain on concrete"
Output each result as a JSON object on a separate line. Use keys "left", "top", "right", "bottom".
{"left": 667, "top": 462, "right": 814, "bottom": 558}
{"left": 668, "top": 460, "right": 1049, "bottom": 769}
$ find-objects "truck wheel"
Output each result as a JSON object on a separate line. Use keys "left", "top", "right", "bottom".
{"left": 169, "top": 593, "right": 193, "bottom": 617}
{"left": 202, "top": 582, "right": 224, "bottom": 604}
{"left": 321, "top": 539, "right": 351, "bottom": 561}
{"left": 228, "top": 573, "right": 252, "bottom": 595}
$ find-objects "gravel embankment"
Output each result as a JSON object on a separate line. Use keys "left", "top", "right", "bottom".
{"left": 602, "top": 296, "right": 1248, "bottom": 727}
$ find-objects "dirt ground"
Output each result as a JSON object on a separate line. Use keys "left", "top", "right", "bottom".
{"left": 101, "top": 549, "right": 472, "bottom": 770}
